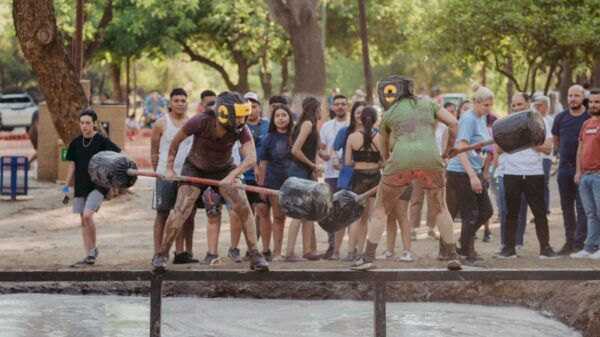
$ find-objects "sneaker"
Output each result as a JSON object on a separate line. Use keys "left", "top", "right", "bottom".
{"left": 248, "top": 251, "right": 269, "bottom": 272}
{"left": 557, "top": 242, "right": 575, "bottom": 255}
{"left": 326, "top": 253, "right": 340, "bottom": 261}
{"left": 516, "top": 245, "right": 523, "bottom": 254}
{"left": 397, "top": 251, "right": 413, "bottom": 262}
{"left": 349, "top": 256, "right": 376, "bottom": 271}
{"left": 411, "top": 230, "right": 417, "bottom": 241}
{"left": 201, "top": 252, "right": 222, "bottom": 266}
{"left": 376, "top": 250, "right": 395, "bottom": 260}
{"left": 173, "top": 251, "right": 199, "bottom": 264}
{"left": 228, "top": 247, "right": 243, "bottom": 263}
{"left": 483, "top": 230, "right": 492, "bottom": 242}
{"left": 342, "top": 253, "right": 356, "bottom": 262}
{"left": 262, "top": 249, "right": 273, "bottom": 262}
{"left": 459, "top": 257, "right": 483, "bottom": 268}
{"left": 539, "top": 246, "right": 560, "bottom": 260}
{"left": 152, "top": 252, "right": 168, "bottom": 272}
{"left": 589, "top": 250, "right": 600, "bottom": 260}
{"left": 427, "top": 230, "right": 439, "bottom": 240}
{"left": 447, "top": 260, "right": 462, "bottom": 271}
{"left": 243, "top": 251, "right": 251, "bottom": 262}
{"left": 302, "top": 251, "right": 321, "bottom": 261}
{"left": 495, "top": 244, "right": 506, "bottom": 255}
{"left": 494, "top": 246, "right": 517, "bottom": 259}
{"left": 272, "top": 255, "right": 285, "bottom": 262}
{"left": 284, "top": 255, "right": 307, "bottom": 262}
{"left": 322, "top": 245, "right": 335, "bottom": 260}
{"left": 84, "top": 248, "right": 98, "bottom": 265}
{"left": 570, "top": 249, "right": 592, "bottom": 259}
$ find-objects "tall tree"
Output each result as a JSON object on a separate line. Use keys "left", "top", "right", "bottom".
{"left": 13, "top": 0, "right": 86, "bottom": 143}
{"left": 266, "top": 0, "right": 326, "bottom": 102}
{"left": 357, "top": 0, "right": 373, "bottom": 104}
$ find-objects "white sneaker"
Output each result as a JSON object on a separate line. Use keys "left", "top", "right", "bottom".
{"left": 398, "top": 251, "right": 413, "bottom": 262}
{"left": 570, "top": 249, "right": 592, "bottom": 259}
{"left": 589, "top": 250, "right": 600, "bottom": 260}
{"left": 516, "top": 245, "right": 523, "bottom": 254}
{"left": 376, "top": 251, "right": 395, "bottom": 260}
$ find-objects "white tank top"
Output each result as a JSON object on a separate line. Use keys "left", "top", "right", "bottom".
{"left": 156, "top": 115, "right": 192, "bottom": 175}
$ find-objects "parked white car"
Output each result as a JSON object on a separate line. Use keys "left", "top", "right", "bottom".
{"left": 0, "top": 93, "right": 38, "bottom": 131}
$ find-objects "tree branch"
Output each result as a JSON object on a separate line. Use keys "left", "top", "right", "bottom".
{"left": 494, "top": 54, "right": 523, "bottom": 92}
{"left": 180, "top": 41, "right": 236, "bottom": 90}
{"left": 265, "top": 0, "right": 291, "bottom": 33}
{"left": 83, "top": 0, "right": 113, "bottom": 65}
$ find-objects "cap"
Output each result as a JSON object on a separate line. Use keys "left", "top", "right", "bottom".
{"left": 244, "top": 92, "right": 260, "bottom": 104}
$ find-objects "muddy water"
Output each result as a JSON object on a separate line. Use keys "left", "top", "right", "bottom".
{"left": 0, "top": 294, "right": 580, "bottom": 337}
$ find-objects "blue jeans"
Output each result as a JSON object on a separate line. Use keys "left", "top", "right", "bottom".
{"left": 579, "top": 173, "right": 600, "bottom": 253}
{"left": 496, "top": 176, "right": 527, "bottom": 246}
{"left": 557, "top": 166, "right": 587, "bottom": 246}
{"left": 543, "top": 158, "right": 552, "bottom": 213}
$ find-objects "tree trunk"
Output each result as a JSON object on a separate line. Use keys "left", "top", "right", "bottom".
{"left": 280, "top": 52, "right": 290, "bottom": 94}
{"left": 266, "top": 0, "right": 326, "bottom": 109}
{"left": 480, "top": 60, "right": 487, "bottom": 87}
{"left": 559, "top": 58, "right": 572, "bottom": 108}
{"left": 505, "top": 56, "right": 514, "bottom": 110}
{"left": 358, "top": 0, "right": 373, "bottom": 105}
{"left": 259, "top": 65, "right": 273, "bottom": 102}
{"left": 593, "top": 57, "right": 600, "bottom": 87}
{"left": 13, "top": 0, "right": 86, "bottom": 143}
{"left": 232, "top": 55, "right": 251, "bottom": 93}
{"left": 111, "top": 63, "right": 122, "bottom": 103}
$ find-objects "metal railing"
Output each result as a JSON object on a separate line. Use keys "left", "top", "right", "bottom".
{"left": 2, "top": 269, "right": 600, "bottom": 337}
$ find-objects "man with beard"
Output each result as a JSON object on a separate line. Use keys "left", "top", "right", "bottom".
{"left": 151, "top": 91, "right": 269, "bottom": 272}
{"left": 552, "top": 85, "right": 590, "bottom": 255}
{"left": 320, "top": 94, "right": 350, "bottom": 260}
{"left": 572, "top": 89, "right": 600, "bottom": 259}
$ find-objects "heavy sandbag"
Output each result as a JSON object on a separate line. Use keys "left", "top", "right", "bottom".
{"left": 318, "top": 189, "right": 365, "bottom": 233}
{"left": 88, "top": 151, "right": 138, "bottom": 189}
{"left": 279, "top": 177, "right": 332, "bottom": 222}
{"left": 492, "top": 109, "right": 546, "bottom": 154}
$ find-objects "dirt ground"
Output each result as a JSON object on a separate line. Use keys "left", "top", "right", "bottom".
{"left": 1, "top": 132, "right": 600, "bottom": 335}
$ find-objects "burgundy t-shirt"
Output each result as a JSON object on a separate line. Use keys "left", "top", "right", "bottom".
{"left": 579, "top": 117, "right": 600, "bottom": 172}
{"left": 182, "top": 113, "right": 252, "bottom": 171}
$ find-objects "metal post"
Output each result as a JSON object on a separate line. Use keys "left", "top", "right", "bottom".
{"left": 150, "top": 274, "right": 163, "bottom": 337}
{"left": 374, "top": 280, "right": 386, "bottom": 337}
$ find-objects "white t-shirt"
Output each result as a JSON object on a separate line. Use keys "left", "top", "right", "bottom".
{"left": 319, "top": 118, "right": 349, "bottom": 178}
{"left": 542, "top": 114, "right": 554, "bottom": 159}
{"left": 501, "top": 118, "right": 552, "bottom": 176}
{"left": 435, "top": 122, "right": 447, "bottom": 155}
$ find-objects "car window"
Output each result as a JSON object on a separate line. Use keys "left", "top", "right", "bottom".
{"left": 0, "top": 97, "right": 31, "bottom": 103}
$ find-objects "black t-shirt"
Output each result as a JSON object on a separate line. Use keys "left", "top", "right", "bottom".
{"left": 65, "top": 133, "right": 121, "bottom": 197}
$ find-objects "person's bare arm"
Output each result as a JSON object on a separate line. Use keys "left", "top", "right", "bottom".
{"left": 344, "top": 133, "right": 357, "bottom": 167}
{"left": 65, "top": 162, "right": 75, "bottom": 187}
{"left": 457, "top": 140, "right": 483, "bottom": 193}
{"left": 258, "top": 160, "right": 268, "bottom": 186}
{"left": 291, "top": 121, "right": 318, "bottom": 170}
{"left": 533, "top": 138, "right": 552, "bottom": 156}
{"left": 150, "top": 118, "right": 165, "bottom": 172}
{"left": 221, "top": 139, "right": 257, "bottom": 185}
{"left": 164, "top": 129, "right": 187, "bottom": 179}
{"left": 553, "top": 135, "right": 560, "bottom": 150}
{"left": 574, "top": 141, "right": 583, "bottom": 185}
{"left": 435, "top": 108, "right": 458, "bottom": 157}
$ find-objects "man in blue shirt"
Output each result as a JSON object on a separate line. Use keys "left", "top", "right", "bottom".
{"left": 243, "top": 92, "right": 272, "bottom": 259}
{"left": 446, "top": 86, "right": 495, "bottom": 266}
{"left": 551, "top": 85, "right": 589, "bottom": 255}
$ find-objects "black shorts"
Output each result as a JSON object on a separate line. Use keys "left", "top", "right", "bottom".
{"left": 179, "top": 160, "right": 237, "bottom": 209}
{"left": 245, "top": 180, "right": 266, "bottom": 204}
{"left": 350, "top": 169, "right": 381, "bottom": 195}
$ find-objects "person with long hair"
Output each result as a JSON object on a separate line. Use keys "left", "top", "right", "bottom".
{"left": 350, "top": 76, "right": 460, "bottom": 270}
{"left": 285, "top": 96, "right": 323, "bottom": 262}
{"left": 257, "top": 104, "right": 294, "bottom": 261}
{"left": 328, "top": 101, "right": 367, "bottom": 260}
{"left": 345, "top": 107, "right": 395, "bottom": 259}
